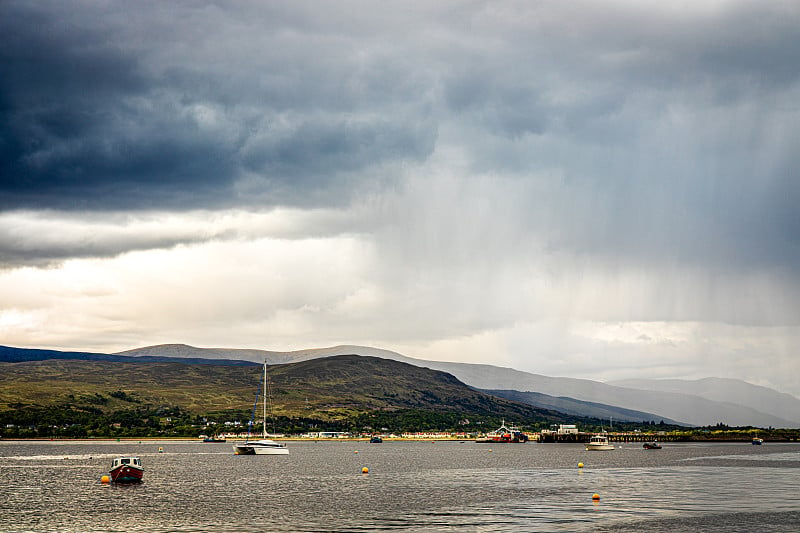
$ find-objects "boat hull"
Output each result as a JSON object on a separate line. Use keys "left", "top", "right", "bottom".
{"left": 585, "top": 444, "right": 615, "bottom": 451}
{"left": 109, "top": 464, "right": 144, "bottom": 483}
{"left": 233, "top": 439, "right": 289, "bottom": 455}
{"left": 252, "top": 445, "right": 289, "bottom": 455}
{"left": 233, "top": 444, "right": 255, "bottom": 455}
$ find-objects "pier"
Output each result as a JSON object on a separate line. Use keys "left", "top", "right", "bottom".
{"left": 537, "top": 431, "right": 687, "bottom": 443}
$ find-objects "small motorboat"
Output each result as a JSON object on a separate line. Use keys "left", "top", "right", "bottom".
{"left": 643, "top": 442, "right": 662, "bottom": 449}
{"left": 585, "top": 434, "right": 614, "bottom": 451}
{"left": 203, "top": 436, "right": 226, "bottom": 443}
{"left": 369, "top": 435, "right": 383, "bottom": 443}
{"left": 752, "top": 437, "right": 764, "bottom": 445}
{"left": 109, "top": 456, "right": 144, "bottom": 483}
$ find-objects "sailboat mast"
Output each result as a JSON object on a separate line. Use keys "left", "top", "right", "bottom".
{"left": 262, "top": 361, "right": 267, "bottom": 439}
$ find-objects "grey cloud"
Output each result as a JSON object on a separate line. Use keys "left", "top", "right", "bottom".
{"left": 0, "top": 4, "right": 234, "bottom": 209}
{"left": 0, "top": 211, "right": 227, "bottom": 268}
{"left": 240, "top": 115, "right": 435, "bottom": 182}
{"left": 1, "top": 0, "right": 799, "bottom": 278}
{"left": 0, "top": 2, "right": 437, "bottom": 211}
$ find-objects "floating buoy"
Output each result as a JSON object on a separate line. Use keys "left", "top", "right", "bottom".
{"left": 592, "top": 493, "right": 600, "bottom": 501}
{"left": 488, "top": 449, "right": 493, "bottom": 452}
{"left": 361, "top": 467, "right": 369, "bottom": 474}
{"left": 158, "top": 447, "right": 164, "bottom": 453}
{"left": 100, "top": 475, "right": 110, "bottom": 484}
{"left": 578, "top": 462, "right": 584, "bottom": 468}
{"left": 354, "top": 450, "right": 358, "bottom": 454}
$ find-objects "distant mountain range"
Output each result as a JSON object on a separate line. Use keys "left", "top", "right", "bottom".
{"left": 416, "top": 359, "right": 800, "bottom": 429}
{"left": 111, "top": 344, "right": 800, "bottom": 427}
{"left": 480, "top": 389, "right": 684, "bottom": 425}
{"left": 0, "top": 345, "right": 256, "bottom": 366}
{"left": 0, "top": 352, "right": 580, "bottom": 426}
{"left": 4, "top": 343, "right": 799, "bottom": 428}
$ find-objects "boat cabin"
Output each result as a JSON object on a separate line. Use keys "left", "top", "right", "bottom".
{"left": 112, "top": 457, "right": 142, "bottom": 468}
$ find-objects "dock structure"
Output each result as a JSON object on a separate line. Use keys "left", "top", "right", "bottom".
{"left": 538, "top": 431, "right": 686, "bottom": 443}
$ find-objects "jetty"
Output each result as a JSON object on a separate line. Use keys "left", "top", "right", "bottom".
{"left": 538, "top": 431, "right": 686, "bottom": 444}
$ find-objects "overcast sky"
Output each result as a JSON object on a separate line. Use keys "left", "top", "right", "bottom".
{"left": 2, "top": 1, "right": 799, "bottom": 397}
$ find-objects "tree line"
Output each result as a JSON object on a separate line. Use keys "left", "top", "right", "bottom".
{"left": 3, "top": 397, "right": 797, "bottom": 439}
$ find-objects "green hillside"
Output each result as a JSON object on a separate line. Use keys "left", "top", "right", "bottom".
{"left": 0, "top": 355, "right": 571, "bottom": 437}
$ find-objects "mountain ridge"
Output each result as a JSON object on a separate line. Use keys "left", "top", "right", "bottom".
{"left": 482, "top": 389, "right": 684, "bottom": 425}
{"left": 120, "top": 344, "right": 797, "bottom": 427}
{"left": 0, "top": 354, "right": 577, "bottom": 428}
{"left": 5, "top": 343, "right": 798, "bottom": 427}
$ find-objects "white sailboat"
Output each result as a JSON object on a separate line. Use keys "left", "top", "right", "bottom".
{"left": 232, "top": 362, "right": 289, "bottom": 455}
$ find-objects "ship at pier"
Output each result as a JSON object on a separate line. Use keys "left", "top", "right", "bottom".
{"left": 476, "top": 421, "right": 529, "bottom": 443}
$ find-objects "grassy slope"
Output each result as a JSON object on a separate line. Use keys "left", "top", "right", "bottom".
{"left": 0, "top": 355, "right": 563, "bottom": 422}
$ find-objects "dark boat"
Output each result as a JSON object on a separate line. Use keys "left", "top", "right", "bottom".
{"left": 203, "top": 436, "right": 226, "bottom": 443}
{"left": 109, "top": 456, "right": 144, "bottom": 483}
{"left": 643, "top": 442, "right": 662, "bottom": 449}
{"left": 369, "top": 436, "right": 383, "bottom": 443}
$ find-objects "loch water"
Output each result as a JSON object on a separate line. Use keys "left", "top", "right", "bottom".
{"left": 2, "top": 439, "right": 799, "bottom": 532}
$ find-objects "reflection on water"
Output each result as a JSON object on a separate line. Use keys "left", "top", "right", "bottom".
{"left": 1, "top": 440, "right": 799, "bottom": 532}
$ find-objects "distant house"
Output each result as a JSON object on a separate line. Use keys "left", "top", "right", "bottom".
{"left": 557, "top": 424, "right": 578, "bottom": 435}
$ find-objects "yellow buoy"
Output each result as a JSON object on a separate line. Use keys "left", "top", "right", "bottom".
{"left": 578, "top": 462, "right": 584, "bottom": 468}
{"left": 361, "top": 467, "right": 369, "bottom": 474}
{"left": 592, "top": 493, "right": 600, "bottom": 501}
{"left": 100, "top": 475, "right": 110, "bottom": 484}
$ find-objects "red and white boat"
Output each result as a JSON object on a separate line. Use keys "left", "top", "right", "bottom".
{"left": 109, "top": 456, "right": 144, "bottom": 483}
{"left": 475, "top": 421, "right": 529, "bottom": 443}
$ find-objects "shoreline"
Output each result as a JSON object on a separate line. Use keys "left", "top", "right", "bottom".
{"left": 2, "top": 436, "right": 797, "bottom": 443}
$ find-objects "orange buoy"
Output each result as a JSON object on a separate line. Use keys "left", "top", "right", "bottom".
{"left": 592, "top": 493, "right": 600, "bottom": 501}
{"left": 361, "top": 467, "right": 369, "bottom": 474}
{"left": 100, "top": 475, "right": 110, "bottom": 484}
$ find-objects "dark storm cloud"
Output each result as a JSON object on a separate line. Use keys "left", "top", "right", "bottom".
{"left": 0, "top": 3, "right": 236, "bottom": 209}
{"left": 0, "top": 2, "right": 435, "bottom": 211}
